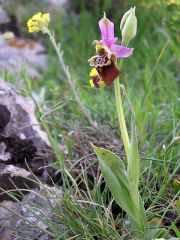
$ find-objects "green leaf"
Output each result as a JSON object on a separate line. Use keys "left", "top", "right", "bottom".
{"left": 127, "top": 116, "right": 140, "bottom": 209}
{"left": 172, "top": 223, "right": 180, "bottom": 238}
{"left": 92, "top": 145, "right": 137, "bottom": 223}
{"left": 147, "top": 228, "right": 167, "bottom": 240}
{"left": 127, "top": 116, "right": 147, "bottom": 233}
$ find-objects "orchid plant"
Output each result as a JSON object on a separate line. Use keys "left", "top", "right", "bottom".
{"left": 27, "top": 9, "right": 167, "bottom": 239}
{"left": 89, "top": 8, "right": 167, "bottom": 240}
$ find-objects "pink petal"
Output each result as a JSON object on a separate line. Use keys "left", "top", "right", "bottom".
{"left": 110, "top": 44, "right": 134, "bottom": 58}
{"left": 99, "top": 17, "right": 115, "bottom": 41}
{"left": 100, "top": 38, "right": 118, "bottom": 48}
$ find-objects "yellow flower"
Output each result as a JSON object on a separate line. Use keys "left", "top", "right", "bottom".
{"left": 89, "top": 68, "right": 98, "bottom": 77}
{"left": 98, "top": 80, "right": 105, "bottom": 87}
{"left": 27, "top": 12, "right": 50, "bottom": 34}
{"left": 89, "top": 79, "right": 95, "bottom": 87}
{"left": 89, "top": 68, "right": 105, "bottom": 88}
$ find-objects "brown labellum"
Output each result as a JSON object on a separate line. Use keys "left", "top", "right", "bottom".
{"left": 97, "top": 61, "right": 120, "bottom": 85}
{"left": 89, "top": 43, "right": 120, "bottom": 87}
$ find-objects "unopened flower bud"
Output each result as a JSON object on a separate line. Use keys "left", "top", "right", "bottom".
{"left": 120, "top": 7, "right": 137, "bottom": 46}
{"left": 120, "top": 7, "right": 132, "bottom": 31}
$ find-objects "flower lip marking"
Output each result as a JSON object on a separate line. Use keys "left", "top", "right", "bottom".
{"left": 96, "top": 55, "right": 107, "bottom": 65}
{"left": 89, "top": 41, "right": 112, "bottom": 68}
{"left": 89, "top": 42, "right": 120, "bottom": 88}
{"left": 94, "top": 55, "right": 111, "bottom": 67}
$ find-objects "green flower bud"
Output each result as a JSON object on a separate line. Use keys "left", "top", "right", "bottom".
{"left": 120, "top": 7, "right": 132, "bottom": 31}
{"left": 120, "top": 6, "right": 137, "bottom": 46}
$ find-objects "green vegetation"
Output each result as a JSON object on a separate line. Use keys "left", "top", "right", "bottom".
{"left": 1, "top": 0, "right": 180, "bottom": 239}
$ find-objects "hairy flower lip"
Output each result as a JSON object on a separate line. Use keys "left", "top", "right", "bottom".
{"left": 97, "top": 61, "right": 120, "bottom": 86}
{"left": 89, "top": 44, "right": 120, "bottom": 88}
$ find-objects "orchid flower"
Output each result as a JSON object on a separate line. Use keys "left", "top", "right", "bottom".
{"left": 88, "top": 14, "right": 133, "bottom": 88}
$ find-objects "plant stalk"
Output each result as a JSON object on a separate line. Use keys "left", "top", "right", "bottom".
{"left": 47, "top": 30, "right": 97, "bottom": 129}
{"left": 114, "top": 60, "right": 130, "bottom": 158}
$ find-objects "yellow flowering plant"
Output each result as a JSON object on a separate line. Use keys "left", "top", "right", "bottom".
{"left": 27, "top": 12, "right": 50, "bottom": 33}
{"left": 27, "top": 12, "right": 97, "bottom": 129}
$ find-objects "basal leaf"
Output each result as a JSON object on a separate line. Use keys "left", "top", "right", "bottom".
{"left": 93, "top": 145, "right": 137, "bottom": 223}
{"left": 127, "top": 116, "right": 140, "bottom": 209}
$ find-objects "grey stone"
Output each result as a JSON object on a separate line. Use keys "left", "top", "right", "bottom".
{"left": 0, "top": 164, "right": 36, "bottom": 201}
{"left": 0, "top": 35, "right": 48, "bottom": 78}
{"left": 0, "top": 228, "right": 18, "bottom": 240}
{"left": 0, "top": 186, "right": 62, "bottom": 239}
{"left": 0, "top": 142, "right": 11, "bottom": 161}
{"left": 0, "top": 80, "right": 53, "bottom": 170}
{"left": 48, "top": 0, "right": 69, "bottom": 13}
{"left": 0, "top": 7, "right": 10, "bottom": 24}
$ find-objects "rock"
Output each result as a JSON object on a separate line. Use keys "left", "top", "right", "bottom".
{"left": 0, "top": 200, "right": 21, "bottom": 227}
{"left": 0, "top": 80, "right": 55, "bottom": 183}
{"left": 0, "top": 200, "right": 21, "bottom": 239}
{"left": 0, "top": 143, "right": 11, "bottom": 162}
{"left": 0, "top": 34, "right": 47, "bottom": 78}
{"left": 0, "top": 104, "right": 11, "bottom": 130}
{"left": 0, "top": 7, "right": 10, "bottom": 24}
{"left": 0, "top": 164, "right": 36, "bottom": 201}
{"left": 0, "top": 186, "right": 62, "bottom": 239}
{"left": 49, "top": 0, "right": 68, "bottom": 6}
{"left": 0, "top": 228, "right": 17, "bottom": 240}
{"left": 47, "top": 0, "right": 69, "bottom": 13}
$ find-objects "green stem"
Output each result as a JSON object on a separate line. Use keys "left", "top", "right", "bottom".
{"left": 114, "top": 60, "right": 130, "bottom": 158}
{"left": 47, "top": 30, "right": 97, "bottom": 129}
